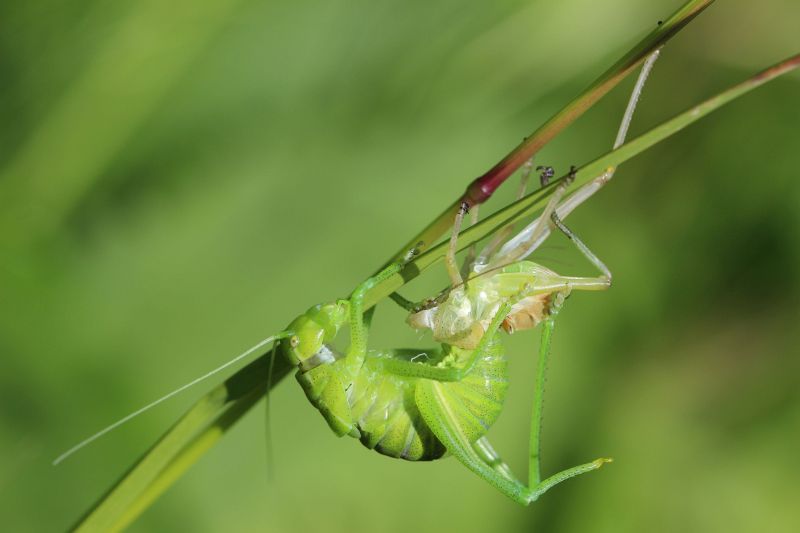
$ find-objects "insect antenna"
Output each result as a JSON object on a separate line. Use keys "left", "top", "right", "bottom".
{"left": 52, "top": 331, "right": 292, "bottom": 466}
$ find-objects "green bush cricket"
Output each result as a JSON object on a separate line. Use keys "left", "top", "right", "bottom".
{"left": 55, "top": 52, "right": 658, "bottom": 505}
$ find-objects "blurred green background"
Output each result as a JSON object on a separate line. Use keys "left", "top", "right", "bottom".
{"left": 1, "top": 0, "right": 799, "bottom": 531}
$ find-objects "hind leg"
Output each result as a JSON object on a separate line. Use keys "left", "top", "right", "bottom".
{"left": 416, "top": 329, "right": 610, "bottom": 507}
{"left": 345, "top": 253, "right": 416, "bottom": 373}
{"left": 526, "top": 293, "right": 611, "bottom": 493}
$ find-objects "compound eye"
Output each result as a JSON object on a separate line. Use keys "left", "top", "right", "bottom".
{"left": 290, "top": 335, "right": 300, "bottom": 348}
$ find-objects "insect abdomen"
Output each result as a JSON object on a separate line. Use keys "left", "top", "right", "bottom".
{"left": 348, "top": 364, "right": 444, "bottom": 460}
{"left": 295, "top": 335, "right": 508, "bottom": 461}
{"left": 350, "top": 336, "right": 508, "bottom": 461}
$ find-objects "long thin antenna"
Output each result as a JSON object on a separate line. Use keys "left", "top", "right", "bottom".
{"left": 53, "top": 332, "right": 290, "bottom": 466}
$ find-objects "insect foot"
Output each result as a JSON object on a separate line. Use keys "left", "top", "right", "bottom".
{"left": 565, "top": 165, "right": 578, "bottom": 185}
{"left": 535, "top": 165, "right": 555, "bottom": 186}
{"left": 525, "top": 456, "right": 614, "bottom": 504}
{"left": 403, "top": 242, "right": 424, "bottom": 263}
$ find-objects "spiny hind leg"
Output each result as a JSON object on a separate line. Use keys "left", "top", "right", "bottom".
{"left": 416, "top": 376, "right": 609, "bottom": 505}
{"left": 527, "top": 293, "right": 611, "bottom": 498}
{"left": 416, "top": 380, "right": 532, "bottom": 504}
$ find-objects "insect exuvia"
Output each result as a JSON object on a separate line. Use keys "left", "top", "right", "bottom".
{"left": 55, "top": 50, "right": 661, "bottom": 505}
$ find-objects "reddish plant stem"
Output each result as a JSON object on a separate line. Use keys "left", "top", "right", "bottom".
{"left": 388, "top": 0, "right": 715, "bottom": 266}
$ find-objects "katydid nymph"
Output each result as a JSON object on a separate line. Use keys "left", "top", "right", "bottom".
{"left": 55, "top": 51, "right": 660, "bottom": 504}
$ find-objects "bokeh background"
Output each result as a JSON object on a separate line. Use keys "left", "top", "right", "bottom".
{"left": 1, "top": 0, "right": 799, "bottom": 531}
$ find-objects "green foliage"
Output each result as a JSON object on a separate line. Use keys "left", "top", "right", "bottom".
{"left": 1, "top": 1, "right": 798, "bottom": 532}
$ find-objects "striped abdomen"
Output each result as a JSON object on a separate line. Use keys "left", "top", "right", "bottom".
{"left": 295, "top": 335, "right": 508, "bottom": 461}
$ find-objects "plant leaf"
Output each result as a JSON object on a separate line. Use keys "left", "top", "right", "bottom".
{"left": 73, "top": 8, "right": 800, "bottom": 533}
{"left": 75, "top": 50, "right": 798, "bottom": 531}
{"left": 73, "top": 353, "right": 292, "bottom": 532}
{"left": 385, "top": 0, "right": 716, "bottom": 265}
{"left": 365, "top": 52, "right": 800, "bottom": 308}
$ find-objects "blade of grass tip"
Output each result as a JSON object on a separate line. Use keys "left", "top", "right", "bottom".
{"left": 462, "top": 53, "right": 800, "bottom": 261}
{"left": 572, "top": 52, "right": 800, "bottom": 195}
{"left": 366, "top": 52, "right": 800, "bottom": 307}
{"left": 73, "top": 351, "right": 292, "bottom": 532}
{"left": 384, "top": 0, "right": 715, "bottom": 265}
{"left": 81, "top": 389, "right": 262, "bottom": 533}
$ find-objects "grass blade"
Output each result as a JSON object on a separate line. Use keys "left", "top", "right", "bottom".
{"left": 0, "top": 0, "right": 247, "bottom": 249}
{"left": 366, "top": 52, "right": 800, "bottom": 307}
{"left": 73, "top": 352, "right": 292, "bottom": 532}
{"left": 71, "top": 12, "right": 800, "bottom": 533}
{"left": 386, "top": 0, "right": 715, "bottom": 264}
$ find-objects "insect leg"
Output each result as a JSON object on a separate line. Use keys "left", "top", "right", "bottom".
{"left": 445, "top": 202, "right": 469, "bottom": 286}
{"left": 460, "top": 204, "right": 482, "bottom": 278}
{"left": 415, "top": 354, "right": 609, "bottom": 505}
{"left": 415, "top": 380, "right": 532, "bottom": 504}
{"left": 473, "top": 158, "right": 536, "bottom": 269}
{"left": 472, "top": 436, "right": 519, "bottom": 483}
{"left": 344, "top": 261, "right": 407, "bottom": 373}
{"left": 551, "top": 211, "right": 611, "bottom": 283}
{"left": 493, "top": 180, "right": 614, "bottom": 295}
{"left": 493, "top": 50, "right": 661, "bottom": 261}
{"left": 484, "top": 166, "right": 574, "bottom": 270}
{"left": 386, "top": 291, "right": 417, "bottom": 311}
{"left": 527, "top": 308, "right": 556, "bottom": 486}
{"left": 548, "top": 43, "right": 656, "bottom": 232}
{"left": 526, "top": 293, "right": 611, "bottom": 498}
